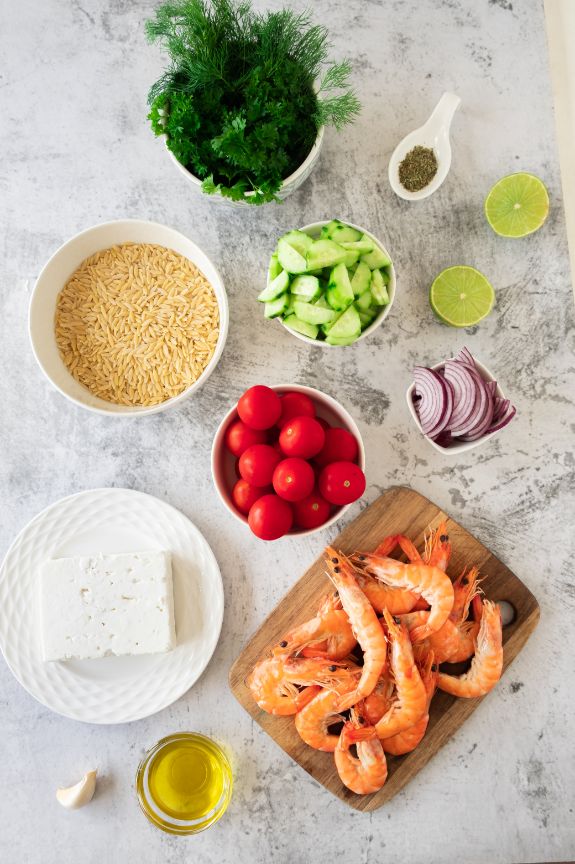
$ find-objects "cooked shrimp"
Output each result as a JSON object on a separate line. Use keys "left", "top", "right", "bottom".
{"left": 437, "top": 600, "right": 503, "bottom": 697}
{"left": 335, "top": 708, "right": 388, "bottom": 795}
{"left": 355, "top": 553, "right": 454, "bottom": 642}
{"left": 442, "top": 566, "right": 482, "bottom": 662}
{"left": 382, "top": 652, "right": 437, "bottom": 756}
{"left": 424, "top": 521, "right": 452, "bottom": 571}
{"left": 295, "top": 673, "right": 360, "bottom": 752}
{"left": 275, "top": 595, "right": 356, "bottom": 661}
{"left": 374, "top": 609, "right": 427, "bottom": 739}
{"left": 247, "top": 656, "right": 321, "bottom": 715}
{"left": 400, "top": 610, "right": 461, "bottom": 664}
{"left": 451, "top": 566, "right": 481, "bottom": 621}
{"left": 401, "top": 568, "right": 482, "bottom": 663}
{"left": 362, "top": 670, "right": 394, "bottom": 725}
{"left": 248, "top": 655, "right": 356, "bottom": 716}
{"left": 324, "top": 547, "right": 387, "bottom": 703}
{"left": 355, "top": 570, "right": 421, "bottom": 615}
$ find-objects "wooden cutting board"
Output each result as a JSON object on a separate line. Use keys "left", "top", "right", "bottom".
{"left": 228, "top": 486, "right": 540, "bottom": 811}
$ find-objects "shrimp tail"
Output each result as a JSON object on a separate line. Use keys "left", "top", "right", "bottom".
{"left": 341, "top": 721, "right": 378, "bottom": 745}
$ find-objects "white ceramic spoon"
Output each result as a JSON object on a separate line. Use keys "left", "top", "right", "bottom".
{"left": 388, "top": 92, "right": 461, "bottom": 201}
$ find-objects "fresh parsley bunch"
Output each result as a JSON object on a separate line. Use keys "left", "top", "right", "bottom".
{"left": 146, "top": 0, "right": 360, "bottom": 204}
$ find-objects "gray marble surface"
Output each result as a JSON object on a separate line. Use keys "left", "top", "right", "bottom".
{"left": 1, "top": 0, "right": 574, "bottom": 862}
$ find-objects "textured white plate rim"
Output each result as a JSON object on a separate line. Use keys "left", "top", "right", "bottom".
{"left": 0, "top": 488, "right": 224, "bottom": 724}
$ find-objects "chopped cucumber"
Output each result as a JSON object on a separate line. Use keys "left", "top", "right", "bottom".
{"left": 360, "top": 243, "right": 392, "bottom": 270}
{"left": 281, "top": 230, "right": 313, "bottom": 258}
{"left": 314, "top": 294, "right": 332, "bottom": 309}
{"left": 268, "top": 253, "right": 282, "bottom": 282}
{"left": 380, "top": 267, "right": 391, "bottom": 285}
{"left": 265, "top": 294, "right": 289, "bottom": 318}
{"left": 342, "top": 248, "right": 359, "bottom": 269}
{"left": 326, "top": 262, "right": 354, "bottom": 311}
{"left": 351, "top": 261, "right": 371, "bottom": 297}
{"left": 326, "top": 305, "right": 361, "bottom": 340}
{"left": 290, "top": 274, "right": 321, "bottom": 302}
{"left": 358, "top": 309, "right": 377, "bottom": 328}
{"left": 306, "top": 238, "right": 348, "bottom": 271}
{"left": 326, "top": 333, "right": 358, "bottom": 346}
{"left": 340, "top": 237, "right": 374, "bottom": 255}
{"left": 278, "top": 238, "right": 308, "bottom": 274}
{"left": 283, "top": 315, "right": 319, "bottom": 340}
{"left": 370, "top": 268, "right": 390, "bottom": 305}
{"left": 293, "top": 300, "right": 337, "bottom": 326}
{"left": 322, "top": 220, "right": 362, "bottom": 244}
{"left": 284, "top": 294, "right": 297, "bottom": 317}
{"left": 257, "top": 269, "right": 289, "bottom": 302}
{"left": 355, "top": 289, "right": 373, "bottom": 311}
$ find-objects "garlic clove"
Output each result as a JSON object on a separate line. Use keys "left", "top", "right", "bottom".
{"left": 56, "top": 769, "right": 97, "bottom": 809}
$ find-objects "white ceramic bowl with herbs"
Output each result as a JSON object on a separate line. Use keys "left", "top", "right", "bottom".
{"left": 166, "top": 127, "right": 325, "bottom": 207}
{"left": 258, "top": 220, "right": 396, "bottom": 347}
{"left": 146, "top": 1, "right": 359, "bottom": 207}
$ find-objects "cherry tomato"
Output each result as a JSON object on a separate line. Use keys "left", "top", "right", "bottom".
{"left": 277, "top": 392, "right": 316, "bottom": 428}
{"left": 292, "top": 492, "right": 331, "bottom": 530}
{"left": 237, "top": 385, "right": 281, "bottom": 430}
{"left": 224, "top": 420, "right": 267, "bottom": 457}
{"left": 272, "top": 458, "right": 315, "bottom": 502}
{"left": 318, "top": 461, "right": 366, "bottom": 506}
{"left": 231, "top": 479, "right": 269, "bottom": 515}
{"left": 314, "top": 427, "right": 359, "bottom": 468}
{"left": 248, "top": 494, "right": 293, "bottom": 540}
{"left": 239, "top": 444, "right": 282, "bottom": 487}
{"left": 279, "top": 415, "right": 325, "bottom": 459}
{"left": 315, "top": 416, "right": 331, "bottom": 432}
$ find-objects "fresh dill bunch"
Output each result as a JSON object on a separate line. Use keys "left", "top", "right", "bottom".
{"left": 146, "top": 0, "right": 360, "bottom": 204}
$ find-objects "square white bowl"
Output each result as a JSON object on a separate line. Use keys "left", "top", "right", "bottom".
{"left": 406, "top": 356, "right": 508, "bottom": 454}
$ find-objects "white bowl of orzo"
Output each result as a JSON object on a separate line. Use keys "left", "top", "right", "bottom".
{"left": 29, "top": 220, "right": 228, "bottom": 416}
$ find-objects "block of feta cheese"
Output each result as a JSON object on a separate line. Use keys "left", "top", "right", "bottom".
{"left": 40, "top": 551, "right": 176, "bottom": 662}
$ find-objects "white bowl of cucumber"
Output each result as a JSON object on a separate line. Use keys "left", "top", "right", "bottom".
{"left": 257, "top": 219, "right": 396, "bottom": 347}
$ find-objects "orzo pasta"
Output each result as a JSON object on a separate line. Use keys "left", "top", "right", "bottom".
{"left": 54, "top": 243, "right": 219, "bottom": 406}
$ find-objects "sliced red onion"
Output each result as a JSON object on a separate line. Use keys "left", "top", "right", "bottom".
{"left": 433, "top": 429, "right": 453, "bottom": 448}
{"left": 454, "top": 346, "right": 476, "bottom": 369}
{"left": 485, "top": 404, "right": 516, "bottom": 434}
{"left": 413, "top": 367, "right": 452, "bottom": 436}
{"left": 412, "top": 349, "right": 515, "bottom": 445}
{"left": 443, "top": 361, "right": 480, "bottom": 433}
{"left": 459, "top": 393, "right": 494, "bottom": 441}
{"left": 427, "top": 374, "right": 454, "bottom": 439}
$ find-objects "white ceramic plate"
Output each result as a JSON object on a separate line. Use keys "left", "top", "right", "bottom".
{"left": 0, "top": 489, "right": 224, "bottom": 724}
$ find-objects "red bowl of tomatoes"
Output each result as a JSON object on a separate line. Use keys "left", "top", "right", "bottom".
{"left": 211, "top": 384, "right": 366, "bottom": 540}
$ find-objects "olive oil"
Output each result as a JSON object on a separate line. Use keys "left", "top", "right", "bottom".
{"left": 136, "top": 733, "right": 232, "bottom": 834}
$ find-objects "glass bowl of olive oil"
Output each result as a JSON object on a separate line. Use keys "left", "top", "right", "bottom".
{"left": 136, "top": 733, "right": 232, "bottom": 834}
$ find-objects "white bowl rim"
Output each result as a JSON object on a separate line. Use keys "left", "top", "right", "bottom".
{"left": 268, "top": 219, "right": 396, "bottom": 348}
{"left": 211, "top": 383, "right": 366, "bottom": 538}
{"left": 166, "top": 125, "right": 325, "bottom": 198}
{"left": 406, "top": 356, "right": 508, "bottom": 454}
{"left": 29, "top": 218, "right": 229, "bottom": 418}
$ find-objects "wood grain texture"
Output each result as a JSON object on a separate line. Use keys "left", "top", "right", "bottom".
{"left": 229, "top": 487, "right": 540, "bottom": 812}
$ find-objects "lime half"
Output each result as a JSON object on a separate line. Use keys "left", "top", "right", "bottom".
{"left": 485, "top": 172, "right": 549, "bottom": 238}
{"left": 430, "top": 266, "right": 495, "bottom": 328}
